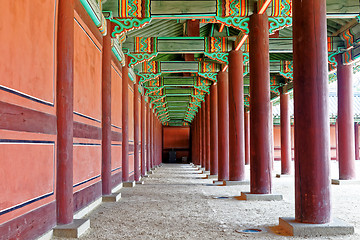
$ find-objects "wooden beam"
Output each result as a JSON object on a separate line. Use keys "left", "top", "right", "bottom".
{"left": 326, "top": 0, "right": 360, "bottom": 17}
{"left": 161, "top": 61, "right": 199, "bottom": 72}
{"left": 332, "top": 19, "right": 358, "bottom": 37}
{"left": 151, "top": 1, "right": 216, "bottom": 16}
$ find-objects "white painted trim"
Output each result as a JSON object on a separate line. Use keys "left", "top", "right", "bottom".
{"left": 36, "top": 230, "right": 53, "bottom": 240}
{"left": 112, "top": 182, "right": 123, "bottom": 193}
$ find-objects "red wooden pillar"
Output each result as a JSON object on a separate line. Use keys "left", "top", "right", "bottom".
{"left": 122, "top": 59, "right": 129, "bottom": 182}
{"left": 336, "top": 119, "right": 339, "bottom": 161}
{"left": 201, "top": 101, "right": 205, "bottom": 167}
{"left": 270, "top": 103, "right": 274, "bottom": 170}
{"left": 191, "top": 118, "right": 196, "bottom": 164}
{"left": 293, "top": 0, "right": 331, "bottom": 223}
{"left": 56, "top": 0, "right": 74, "bottom": 225}
{"left": 198, "top": 112, "right": 202, "bottom": 166}
{"left": 244, "top": 110, "right": 250, "bottom": 165}
{"left": 146, "top": 102, "right": 151, "bottom": 172}
{"left": 152, "top": 115, "right": 156, "bottom": 167}
{"left": 159, "top": 121, "right": 163, "bottom": 164}
{"left": 134, "top": 80, "right": 140, "bottom": 181}
{"left": 154, "top": 118, "right": 157, "bottom": 166}
{"left": 101, "top": 20, "right": 112, "bottom": 195}
{"left": 141, "top": 94, "right": 146, "bottom": 176}
{"left": 355, "top": 123, "right": 359, "bottom": 160}
{"left": 191, "top": 118, "right": 197, "bottom": 164}
{"left": 336, "top": 56, "right": 356, "bottom": 180}
{"left": 280, "top": 89, "right": 291, "bottom": 175}
{"left": 217, "top": 71, "right": 229, "bottom": 181}
{"left": 249, "top": 12, "right": 272, "bottom": 194}
{"left": 150, "top": 110, "right": 154, "bottom": 168}
{"left": 228, "top": 50, "right": 245, "bottom": 181}
{"left": 210, "top": 84, "right": 218, "bottom": 175}
{"left": 205, "top": 93, "right": 211, "bottom": 171}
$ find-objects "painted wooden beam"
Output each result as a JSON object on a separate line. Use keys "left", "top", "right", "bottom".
{"left": 150, "top": 0, "right": 216, "bottom": 16}
{"left": 326, "top": 0, "right": 360, "bottom": 18}
{"left": 161, "top": 61, "right": 199, "bottom": 72}
{"left": 124, "top": 37, "right": 294, "bottom": 54}
{"left": 103, "top": 0, "right": 359, "bottom": 18}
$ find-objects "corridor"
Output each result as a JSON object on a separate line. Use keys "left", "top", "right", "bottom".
{"left": 53, "top": 163, "right": 360, "bottom": 240}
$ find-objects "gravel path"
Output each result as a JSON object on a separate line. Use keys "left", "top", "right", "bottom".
{"left": 53, "top": 162, "right": 360, "bottom": 240}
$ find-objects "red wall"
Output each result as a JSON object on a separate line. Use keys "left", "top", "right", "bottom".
{"left": 128, "top": 81, "right": 135, "bottom": 180}
{"left": 0, "top": 0, "right": 57, "bottom": 238}
{"left": 72, "top": 10, "right": 103, "bottom": 209}
{"left": 273, "top": 124, "right": 338, "bottom": 161}
{"left": 163, "top": 127, "right": 190, "bottom": 162}
{"left": 111, "top": 60, "right": 123, "bottom": 188}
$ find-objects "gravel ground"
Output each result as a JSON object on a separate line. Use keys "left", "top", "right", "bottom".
{"left": 53, "top": 161, "right": 360, "bottom": 240}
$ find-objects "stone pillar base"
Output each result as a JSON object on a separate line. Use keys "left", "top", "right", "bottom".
{"left": 102, "top": 192, "right": 122, "bottom": 202}
{"left": 213, "top": 180, "right": 225, "bottom": 186}
{"left": 240, "top": 192, "right": 283, "bottom": 201}
{"left": 151, "top": 167, "right": 156, "bottom": 171}
{"left": 123, "top": 181, "right": 136, "bottom": 188}
{"left": 207, "top": 174, "right": 218, "bottom": 179}
{"left": 142, "top": 174, "right": 149, "bottom": 178}
{"left": 331, "top": 179, "right": 360, "bottom": 185}
{"left": 276, "top": 174, "right": 293, "bottom": 178}
{"left": 224, "top": 180, "right": 249, "bottom": 186}
{"left": 203, "top": 170, "right": 210, "bottom": 175}
{"left": 147, "top": 170, "right": 154, "bottom": 175}
{"left": 279, "top": 217, "right": 354, "bottom": 237}
{"left": 53, "top": 219, "right": 90, "bottom": 238}
{"left": 136, "top": 180, "right": 145, "bottom": 185}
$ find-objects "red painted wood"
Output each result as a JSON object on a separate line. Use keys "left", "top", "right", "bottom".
{"left": 146, "top": 102, "right": 151, "bottom": 172}
{"left": 0, "top": 202, "right": 56, "bottom": 240}
{"left": 355, "top": 123, "right": 359, "bottom": 160}
{"left": 101, "top": 20, "right": 112, "bottom": 195}
{"left": 192, "top": 116, "right": 197, "bottom": 165}
{"left": 270, "top": 103, "right": 274, "bottom": 170}
{"left": 217, "top": 71, "right": 229, "bottom": 181}
{"left": 184, "top": 20, "right": 199, "bottom": 62}
{"left": 210, "top": 84, "right": 218, "bottom": 175}
{"left": 111, "top": 172, "right": 122, "bottom": 189}
{"left": 73, "top": 121, "right": 102, "bottom": 140}
{"left": 280, "top": 89, "right": 291, "bottom": 174}
{"left": 0, "top": 101, "right": 56, "bottom": 134}
{"left": 122, "top": 58, "right": 129, "bottom": 182}
{"left": 293, "top": 0, "right": 331, "bottom": 223}
{"left": 201, "top": 101, "right": 206, "bottom": 168}
{"left": 150, "top": 110, "right": 154, "bottom": 168}
{"left": 73, "top": 182, "right": 101, "bottom": 213}
{"left": 191, "top": 119, "right": 196, "bottom": 164}
{"left": 249, "top": 12, "right": 272, "bottom": 194}
{"left": 111, "top": 131, "right": 122, "bottom": 142}
{"left": 163, "top": 127, "right": 190, "bottom": 149}
{"left": 56, "top": 0, "right": 74, "bottom": 225}
{"left": 134, "top": 81, "right": 141, "bottom": 181}
{"left": 244, "top": 111, "right": 250, "bottom": 165}
{"left": 141, "top": 95, "right": 147, "bottom": 176}
{"left": 195, "top": 116, "right": 200, "bottom": 165}
{"left": 199, "top": 105, "right": 203, "bottom": 167}
{"left": 336, "top": 55, "right": 356, "bottom": 179}
{"left": 74, "top": 0, "right": 103, "bottom": 45}
{"left": 228, "top": 50, "right": 245, "bottom": 181}
{"left": 336, "top": 120, "right": 339, "bottom": 161}
{"left": 205, "top": 94, "right": 211, "bottom": 171}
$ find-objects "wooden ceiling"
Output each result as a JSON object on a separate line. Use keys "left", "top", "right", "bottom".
{"left": 99, "top": 0, "right": 360, "bottom": 126}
